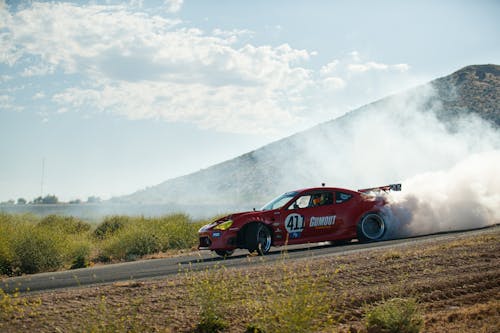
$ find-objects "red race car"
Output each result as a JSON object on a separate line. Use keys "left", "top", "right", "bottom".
{"left": 198, "top": 184, "right": 401, "bottom": 257}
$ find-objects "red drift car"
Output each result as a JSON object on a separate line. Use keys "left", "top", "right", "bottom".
{"left": 198, "top": 184, "right": 401, "bottom": 257}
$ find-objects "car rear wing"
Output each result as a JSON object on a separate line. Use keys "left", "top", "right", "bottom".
{"left": 358, "top": 183, "right": 402, "bottom": 193}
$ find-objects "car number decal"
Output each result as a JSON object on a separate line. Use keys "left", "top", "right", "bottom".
{"left": 285, "top": 213, "right": 305, "bottom": 238}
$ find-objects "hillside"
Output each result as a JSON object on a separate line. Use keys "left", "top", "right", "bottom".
{"left": 114, "top": 64, "right": 500, "bottom": 207}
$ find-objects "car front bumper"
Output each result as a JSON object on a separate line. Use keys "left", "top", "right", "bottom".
{"left": 198, "top": 229, "right": 238, "bottom": 251}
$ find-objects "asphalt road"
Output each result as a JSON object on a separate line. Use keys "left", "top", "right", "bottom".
{"left": 1, "top": 225, "right": 498, "bottom": 294}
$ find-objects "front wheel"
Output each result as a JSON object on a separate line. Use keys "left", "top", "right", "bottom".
{"left": 245, "top": 223, "right": 272, "bottom": 255}
{"left": 357, "top": 213, "right": 386, "bottom": 242}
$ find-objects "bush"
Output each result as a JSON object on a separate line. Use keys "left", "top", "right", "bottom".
{"left": 187, "top": 267, "right": 230, "bottom": 333}
{"left": 0, "top": 240, "right": 12, "bottom": 276}
{"left": 98, "top": 214, "right": 205, "bottom": 261}
{"left": 11, "top": 225, "right": 66, "bottom": 274}
{"left": 364, "top": 298, "right": 423, "bottom": 333}
{"left": 38, "top": 215, "right": 91, "bottom": 234}
{"left": 101, "top": 225, "right": 162, "bottom": 261}
{"left": 249, "top": 264, "right": 332, "bottom": 333}
{"left": 68, "top": 240, "right": 92, "bottom": 269}
{"left": 93, "top": 216, "right": 130, "bottom": 240}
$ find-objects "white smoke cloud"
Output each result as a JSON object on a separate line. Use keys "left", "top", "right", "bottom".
{"left": 254, "top": 83, "right": 500, "bottom": 236}
{"left": 383, "top": 150, "right": 500, "bottom": 237}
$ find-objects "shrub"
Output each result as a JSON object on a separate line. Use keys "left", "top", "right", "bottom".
{"left": 364, "top": 298, "right": 423, "bottom": 333}
{"left": 249, "top": 264, "right": 333, "bottom": 333}
{"left": 151, "top": 214, "right": 203, "bottom": 250}
{"left": 187, "top": 267, "right": 230, "bottom": 333}
{"left": 38, "top": 214, "right": 91, "bottom": 234}
{"left": 68, "top": 239, "right": 92, "bottom": 269}
{"left": 101, "top": 225, "right": 162, "bottom": 260}
{"left": 93, "top": 216, "right": 130, "bottom": 240}
{"left": 11, "top": 225, "right": 65, "bottom": 274}
{"left": 0, "top": 240, "right": 12, "bottom": 276}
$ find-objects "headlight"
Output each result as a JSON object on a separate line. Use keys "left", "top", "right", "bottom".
{"left": 214, "top": 220, "right": 233, "bottom": 230}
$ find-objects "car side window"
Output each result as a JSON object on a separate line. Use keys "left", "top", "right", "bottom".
{"left": 311, "top": 192, "right": 333, "bottom": 206}
{"left": 287, "top": 195, "right": 311, "bottom": 209}
{"left": 335, "top": 192, "right": 352, "bottom": 204}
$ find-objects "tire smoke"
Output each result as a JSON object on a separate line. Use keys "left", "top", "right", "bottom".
{"left": 382, "top": 150, "right": 500, "bottom": 238}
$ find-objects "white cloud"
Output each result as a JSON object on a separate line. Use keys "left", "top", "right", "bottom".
{"left": 33, "top": 92, "right": 45, "bottom": 99}
{"left": 1, "top": 2, "right": 415, "bottom": 136}
{"left": 348, "top": 61, "right": 410, "bottom": 73}
{"left": 320, "top": 60, "right": 339, "bottom": 76}
{"left": 322, "top": 77, "right": 346, "bottom": 90}
{"left": 0, "top": 94, "right": 22, "bottom": 112}
{"left": 164, "top": 0, "right": 183, "bottom": 13}
{"left": 21, "top": 63, "right": 55, "bottom": 77}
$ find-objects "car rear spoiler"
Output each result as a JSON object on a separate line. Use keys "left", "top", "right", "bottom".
{"left": 358, "top": 183, "right": 402, "bottom": 193}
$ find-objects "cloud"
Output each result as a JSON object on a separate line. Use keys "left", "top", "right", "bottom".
{"left": 320, "top": 60, "right": 339, "bottom": 76}
{"left": 0, "top": 94, "right": 22, "bottom": 112}
{"left": 348, "top": 61, "right": 410, "bottom": 73}
{"left": 1, "top": 2, "right": 417, "bottom": 136}
{"left": 21, "top": 63, "right": 55, "bottom": 77}
{"left": 164, "top": 0, "right": 183, "bottom": 13}
{"left": 33, "top": 92, "right": 45, "bottom": 99}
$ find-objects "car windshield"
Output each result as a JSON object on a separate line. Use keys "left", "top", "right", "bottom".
{"left": 260, "top": 191, "right": 298, "bottom": 211}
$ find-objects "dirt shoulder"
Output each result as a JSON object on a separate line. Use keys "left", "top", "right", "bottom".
{"left": 1, "top": 228, "right": 499, "bottom": 332}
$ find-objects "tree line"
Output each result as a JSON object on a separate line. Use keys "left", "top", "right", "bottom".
{"left": 0, "top": 195, "right": 102, "bottom": 205}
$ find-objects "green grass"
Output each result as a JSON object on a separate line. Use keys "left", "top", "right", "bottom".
{"left": 0, "top": 212, "right": 208, "bottom": 276}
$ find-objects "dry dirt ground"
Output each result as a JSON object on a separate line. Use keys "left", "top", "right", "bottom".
{"left": 1, "top": 228, "right": 499, "bottom": 333}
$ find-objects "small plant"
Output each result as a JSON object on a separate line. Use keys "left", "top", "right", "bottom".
{"left": 382, "top": 250, "right": 402, "bottom": 261}
{"left": 187, "top": 266, "right": 230, "bottom": 333}
{"left": 84, "top": 295, "right": 146, "bottom": 333}
{"left": 0, "top": 288, "right": 41, "bottom": 323}
{"left": 364, "top": 298, "right": 423, "bottom": 333}
{"left": 249, "top": 263, "right": 333, "bottom": 333}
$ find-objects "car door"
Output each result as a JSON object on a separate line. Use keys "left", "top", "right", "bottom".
{"left": 331, "top": 191, "right": 357, "bottom": 239}
{"left": 280, "top": 190, "right": 336, "bottom": 243}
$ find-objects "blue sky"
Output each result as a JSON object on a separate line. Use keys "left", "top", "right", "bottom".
{"left": 0, "top": 0, "right": 499, "bottom": 202}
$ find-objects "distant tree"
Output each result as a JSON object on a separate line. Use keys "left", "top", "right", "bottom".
{"left": 0, "top": 199, "right": 15, "bottom": 205}
{"left": 87, "top": 196, "right": 101, "bottom": 204}
{"left": 42, "top": 194, "right": 59, "bottom": 204}
{"left": 33, "top": 195, "right": 59, "bottom": 204}
{"left": 69, "top": 199, "right": 82, "bottom": 204}
{"left": 17, "top": 198, "right": 27, "bottom": 205}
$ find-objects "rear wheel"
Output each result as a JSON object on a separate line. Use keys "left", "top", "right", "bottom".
{"left": 245, "top": 223, "right": 272, "bottom": 255}
{"left": 215, "top": 249, "right": 234, "bottom": 258}
{"left": 357, "top": 213, "right": 386, "bottom": 242}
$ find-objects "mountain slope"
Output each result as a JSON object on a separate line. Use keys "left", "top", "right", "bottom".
{"left": 114, "top": 64, "right": 500, "bottom": 207}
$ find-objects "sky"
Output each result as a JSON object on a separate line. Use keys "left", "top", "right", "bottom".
{"left": 0, "top": 0, "right": 499, "bottom": 203}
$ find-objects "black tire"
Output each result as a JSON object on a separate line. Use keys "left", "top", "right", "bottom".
{"left": 357, "top": 213, "right": 386, "bottom": 242}
{"left": 245, "top": 223, "right": 272, "bottom": 255}
{"left": 215, "top": 249, "right": 234, "bottom": 258}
